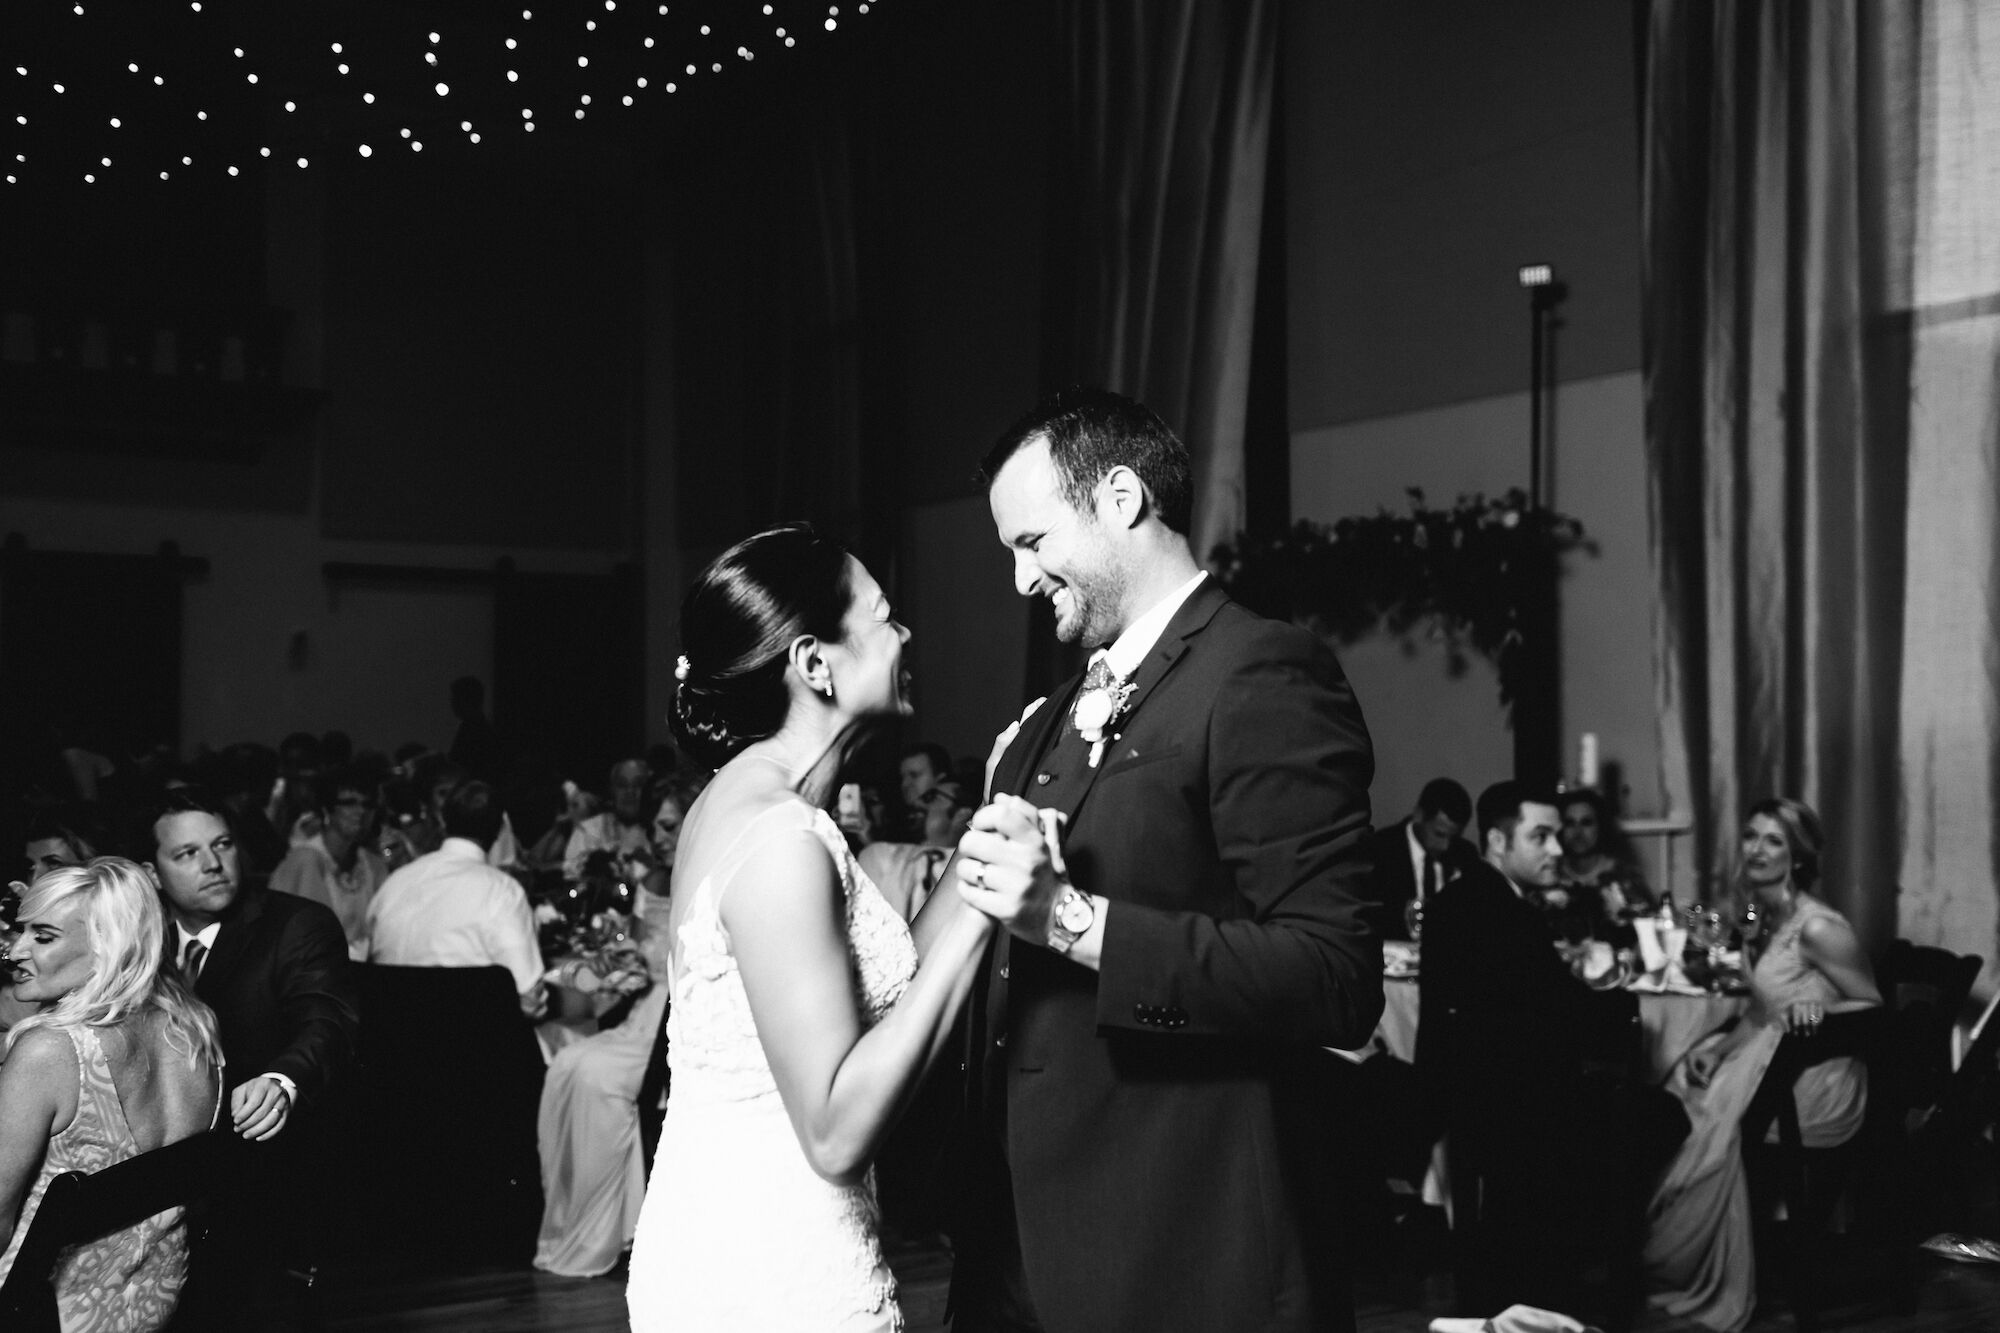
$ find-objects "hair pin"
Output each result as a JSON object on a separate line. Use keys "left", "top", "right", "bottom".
{"left": 674, "top": 655, "right": 692, "bottom": 682}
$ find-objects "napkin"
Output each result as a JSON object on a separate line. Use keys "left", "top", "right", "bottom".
{"left": 1430, "top": 1305, "right": 1602, "bottom": 1333}
{"left": 1634, "top": 917, "right": 1667, "bottom": 973}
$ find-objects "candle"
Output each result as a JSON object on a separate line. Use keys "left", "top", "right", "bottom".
{"left": 1578, "top": 732, "right": 1600, "bottom": 789}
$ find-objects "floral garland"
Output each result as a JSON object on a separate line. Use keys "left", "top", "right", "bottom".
{"left": 1211, "top": 489, "right": 1593, "bottom": 720}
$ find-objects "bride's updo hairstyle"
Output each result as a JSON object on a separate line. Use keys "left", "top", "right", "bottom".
{"left": 671, "top": 523, "right": 853, "bottom": 770}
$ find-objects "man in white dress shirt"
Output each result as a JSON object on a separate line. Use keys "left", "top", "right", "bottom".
{"left": 367, "top": 780, "right": 547, "bottom": 1019}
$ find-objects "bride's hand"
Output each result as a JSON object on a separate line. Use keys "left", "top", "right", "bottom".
{"left": 954, "top": 794, "right": 1062, "bottom": 942}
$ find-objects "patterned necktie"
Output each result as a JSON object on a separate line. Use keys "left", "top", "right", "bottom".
{"left": 180, "top": 937, "right": 208, "bottom": 986}
{"left": 1072, "top": 652, "right": 1117, "bottom": 736}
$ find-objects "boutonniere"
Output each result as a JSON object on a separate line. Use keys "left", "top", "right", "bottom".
{"left": 1072, "top": 676, "right": 1137, "bottom": 768}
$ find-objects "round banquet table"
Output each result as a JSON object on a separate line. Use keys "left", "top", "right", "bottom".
{"left": 1355, "top": 975, "right": 1747, "bottom": 1083}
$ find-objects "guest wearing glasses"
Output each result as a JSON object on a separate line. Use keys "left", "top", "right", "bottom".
{"left": 0, "top": 858, "right": 226, "bottom": 1330}
{"left": 270, "top": 767, "right": 390, "bottom": 961}
{"left": 1643, "top": 797, "right": 1882, "bottom": 1332}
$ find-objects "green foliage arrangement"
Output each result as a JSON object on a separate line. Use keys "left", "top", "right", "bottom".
{"left": 1211, "top": 489, "right": 1593, "bottom": 716}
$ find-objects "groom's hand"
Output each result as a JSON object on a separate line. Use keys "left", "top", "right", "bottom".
{"left": 954, "top": 794, "right": 1063, "bottom": 943}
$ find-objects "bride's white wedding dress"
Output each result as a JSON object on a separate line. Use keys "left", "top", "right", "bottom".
{"left": 627, "top": 798, "right": 918, "bottom": 1331}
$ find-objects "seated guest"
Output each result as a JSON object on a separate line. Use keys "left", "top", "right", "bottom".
{"left": 1644, "top": 797, "right": 1881, "bottom": 1333}
{"left": 1546, "top": 787, "right": 1654, "bottom": 941}
{"left": 1420, "top": 780, "right": 1675, "bottom": 1316}
{"left": 858, "top": 773, "right": 974, "bottom": 922}
{"left": 23, "top": 804, "right": 105, "bottom": 881}
{"left": 145, "top": 786, "right": 359, "bottom": 1328}
{"left": 8, "top": 809, "right": 105, "bottom": 1037}
{"left": 270, "top": 767, "right": 389, "bottom": 961}
{"left": 1364, "top": 777, "right": 1476, "bottom": 940}
{"left": 562, "top": 758, "right": 659, "bottom": 889}
{"left": 0, "top": 858, "right": 226, "bottom": 1328}
{"left": 896, "top": 741, "right": 953, "bottom": 839}
{"left": 368, "top": 781, "right": 547, "bottom": 1019}
{"left": 532, "top": 769, "right": 709, "bottom": 1276}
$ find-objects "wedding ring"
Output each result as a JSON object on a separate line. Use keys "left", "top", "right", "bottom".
{"left": 967, "top": 862, "right": 985, "bottom": 889}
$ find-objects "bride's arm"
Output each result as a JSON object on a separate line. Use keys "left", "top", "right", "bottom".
{"left": 726, "top": 831, "right": 992, "bottom": 1187}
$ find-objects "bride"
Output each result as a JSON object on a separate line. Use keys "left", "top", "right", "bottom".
{"left": 626, "top": 523, "right": 994, "bottom": 1332}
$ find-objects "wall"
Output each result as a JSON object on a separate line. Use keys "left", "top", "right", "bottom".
{"left": 1284, "top": 0, "right": 1669, "bottom": 861}
{"left": 1, "top": 132, "right": 649, "bottom": 758}
{"left": 0, "top": 494, "right": 627, "bottom": 756}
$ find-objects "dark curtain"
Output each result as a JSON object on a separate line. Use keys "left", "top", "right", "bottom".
{"left": 1644, "top": 0, "right": 2000, "bottom": 972}
{"left": 493, "top": 566, "right": 644, "bottom": 786}
{"left": 1046, "top": 0, "right": 1279, "bottom": 566}
{"left": 667, "top": 112, "right": 879, "bottom": 570}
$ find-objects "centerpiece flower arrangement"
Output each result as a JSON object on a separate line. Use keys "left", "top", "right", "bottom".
{"left": 1210, "top": 489, "right": 1592, "bottom": 722}
{"left": 534, "top": 850, "right": 652, "bottom": 1004}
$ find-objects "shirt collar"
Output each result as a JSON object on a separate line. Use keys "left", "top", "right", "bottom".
{"left": 176, "top": 920, "right": 223, "bottom": 951}
{"left": 437, "top": 837, "right": 488, "bottom": 861}
{"left": 1099, "top": 570, "right": 1207, "bottom": 681}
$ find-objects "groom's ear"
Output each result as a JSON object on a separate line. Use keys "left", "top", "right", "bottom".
{"left": 1096, "top": 466, "right": 1148, "bottom": 530}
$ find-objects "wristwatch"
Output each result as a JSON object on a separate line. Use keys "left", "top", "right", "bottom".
{"left": 1046, "top": 881, "right": 1096, "bottom": 955}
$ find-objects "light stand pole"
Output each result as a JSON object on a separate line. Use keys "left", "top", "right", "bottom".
{"left": 1513, "top": 263, "right": 1564, "bottom": 785}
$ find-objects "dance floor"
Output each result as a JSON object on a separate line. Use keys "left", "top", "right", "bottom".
{"left": 258, "top": 1226, "right": 2000, "bottom": 1332}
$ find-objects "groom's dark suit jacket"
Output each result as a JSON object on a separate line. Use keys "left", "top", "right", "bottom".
{"left": 961, "top": 579, "right": 1380, "bottom": 1333}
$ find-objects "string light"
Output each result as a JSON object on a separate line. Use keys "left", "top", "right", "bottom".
{"left": 8, "top": 0, "right": 885, "bottom": 183}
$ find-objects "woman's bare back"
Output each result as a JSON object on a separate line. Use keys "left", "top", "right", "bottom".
{"left": 96, "top": 1012, "right": 221, "bottom": 1150}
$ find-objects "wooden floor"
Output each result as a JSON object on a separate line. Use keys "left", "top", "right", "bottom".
{"left": 259, "top": 1229, "right": 2000, "bottom": 1332}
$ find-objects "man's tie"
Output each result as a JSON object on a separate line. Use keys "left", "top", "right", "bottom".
{"left": 180, "top": 937, "right": 208, "bottom": 986}
{"left": 1072, "top": 651, "right": 1118, "bottom": 739}
{"left": 1421, "top": 852, "right": 1437, "bottom": 900}
{"left": 919, "top": 847, "right": 947, "bottom": 901}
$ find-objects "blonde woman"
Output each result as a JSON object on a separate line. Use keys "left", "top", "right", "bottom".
{"left": 0, "top": 859, "right": 225, "bottom": 1330}
{"left": 1643, "top": 798, "right": 1882, "bottom": 1331}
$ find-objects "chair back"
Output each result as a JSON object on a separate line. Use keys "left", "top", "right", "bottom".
{"left": 345, "top": 963, "right": 546, "bottom": 1267}
{"left": 0, "top": 1129, "right": 234, "bottom": 1330}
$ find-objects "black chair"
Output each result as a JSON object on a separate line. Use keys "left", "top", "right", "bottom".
{"left": 1424, "top": 990, "right": 1661, "bottom": 1331}
{"left": 345, "top": 963, "right": 547, "bottom": 1270}
{"left": 637, "top": 997, "right": 672, "bottom": 1174}
{"left": 0, "top": 1128, "right": 235, "bottom": 1331}
{"left": 1741, "top": 1004, "right": 1914, "bottom": 1332}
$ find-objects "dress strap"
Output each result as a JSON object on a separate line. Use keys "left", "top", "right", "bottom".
{"left": 688, "top": 797, "right": 824, "bottom": 913}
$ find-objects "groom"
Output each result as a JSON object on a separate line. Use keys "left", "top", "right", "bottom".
{"left": 950, "top": 388, "right": 1382, "bottom": 1333}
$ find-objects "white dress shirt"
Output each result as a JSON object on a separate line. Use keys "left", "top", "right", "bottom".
{"left": 1099, "top": 570, "right": 1209, "bottom": 678}
{"left": 366, "top": 838, "right": 546, "bottom": 1004}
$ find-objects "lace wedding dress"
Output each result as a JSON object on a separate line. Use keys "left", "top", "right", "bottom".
{"left": 626, "top": 798, "right": 918, "bottom": 1332}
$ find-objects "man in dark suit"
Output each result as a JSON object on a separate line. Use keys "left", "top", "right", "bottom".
{"left": 145, "top": 786, "right": 360, "bottom": 1322}
{"left": 1418, "top": 780, "right": 1679, "bottom": 1318}
{"left": 949, "top": 388, "right": 1381, "bottom": 1333}
{"left": 1363, "top": 777, "right": 1477, "bottom": 941}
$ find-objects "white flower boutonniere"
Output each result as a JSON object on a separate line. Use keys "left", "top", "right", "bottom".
{"left": 1072, "top": 677, "right": 1137, "bottom": 768}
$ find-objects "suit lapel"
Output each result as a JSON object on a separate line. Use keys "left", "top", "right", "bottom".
{"left": 995, "top": 672, "right": 1088, "bottom": 798}
{"left": 194, "top": 890, "right": 263, "bottom": 997}
{"left": 1036, "top": 579, "right": 1229, "bottom": 829}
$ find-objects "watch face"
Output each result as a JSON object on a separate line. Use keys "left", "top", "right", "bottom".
{"left": 1057, "top": 889, "right": 1093, "bottom": 933}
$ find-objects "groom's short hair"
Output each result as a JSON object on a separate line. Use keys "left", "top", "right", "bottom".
{"left": 979, "top": 386, "right": 1194, "bottom": 536}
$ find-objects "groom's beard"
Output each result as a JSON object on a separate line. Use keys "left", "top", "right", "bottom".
{"left": 1051, "top": 545, "right": 1128, "bottom": 646}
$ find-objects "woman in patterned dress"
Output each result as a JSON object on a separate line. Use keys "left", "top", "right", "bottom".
{"left": 0, "top": 857, "right": 225, "bottom": 1331}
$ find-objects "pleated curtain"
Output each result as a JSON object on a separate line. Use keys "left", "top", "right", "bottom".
{"left": 1643, "top": 0, "right": 2000, "bottom": 979}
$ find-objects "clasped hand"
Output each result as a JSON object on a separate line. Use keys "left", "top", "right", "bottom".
{"left": 231, "top": 1075, "right": 292, "bottom": 1141}
{"left": 953, "top": 794, "right": 1062, "bottom": 944}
